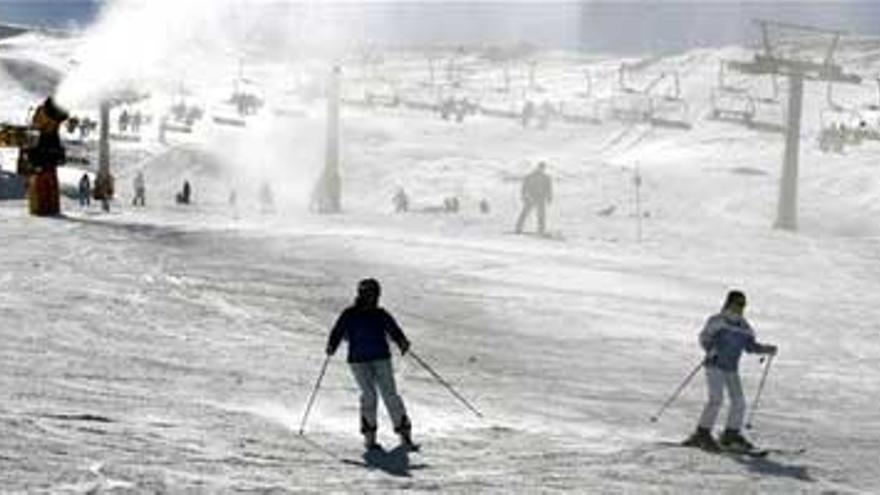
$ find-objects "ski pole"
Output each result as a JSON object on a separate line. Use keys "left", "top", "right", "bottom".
{"left": 745, "top": 353, "right": 775, "bottom": 430}
{"left": 650, "top": 359, "right": 704, "bottom": 423}
{"left": 298, "top": 355, "right": 331, "bottom": 435}
{"left": 409, "top": 351, "right": 483, "bottom": 419}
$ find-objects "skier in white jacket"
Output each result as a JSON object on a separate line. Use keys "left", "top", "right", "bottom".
{"left": 683, "top": 290, "right": 777, "bottom": 452}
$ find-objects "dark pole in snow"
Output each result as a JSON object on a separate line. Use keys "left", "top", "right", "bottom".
{"left": 93, "top": 100, "right": 114, "bottom": 212}
{"left": 650, "top": 359, "right": 704, "bottom": 423}
{"left": 409, "top": 351, "right": 483, "bottom": 419}
{"left": 298, "top": 355, "right": 331, "bottom": 435}
{"left": 745, "top": 354, "right": 775, "bottom": 430}
{"left": 315, "top": 65, "right": 341, "bottom": 214}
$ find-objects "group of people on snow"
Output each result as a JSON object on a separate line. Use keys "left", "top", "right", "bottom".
{"left": 78, "top": 170, "right": 146, "bottom": 209}
{"left": 388, "top": 160, "right": 552, "bottom": 235}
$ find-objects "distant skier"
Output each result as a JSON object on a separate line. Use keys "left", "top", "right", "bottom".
{"left": 514, "top": 161, "right": 553, "bottom": 235}
{"left": 682, "top": 290, "right": 778, "bottom": 452}
{"left": 440, "top": 98, "right": 454, "bottom": 121}
{"left": 325, "top": 278, "right": 416, "bottom": 450}
{"left": 158, "top": 116, "right": 168, "bottom": 144}
{"left": 479, "top": 198, "right": 490, "bottom": 214}
{"left": 118, "top": 109, "right": 130, "bottom": 133}
{"left": 78, "top": 173, "right": 91, "bottom": 207}
{"left": 66, "top": 117, "right": 79, "bottom": 136}
{"left": 132, "top": 170, "right": 145, "bottom": 207}
{"left": 443, "top": 196, "right": 460, "bottom": 214}
{"left": 393, "top": 187, "right": 409, "bottom": 213}
{"left": 176, "top": 180, "right": 191, "bottom": 205}
{"left": 259, "top": 182, "right": 275, "bottom": 213}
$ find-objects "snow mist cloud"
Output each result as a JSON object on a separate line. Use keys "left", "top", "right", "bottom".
{"left": 54, "top": 0, "right": 371, "bottom": 209}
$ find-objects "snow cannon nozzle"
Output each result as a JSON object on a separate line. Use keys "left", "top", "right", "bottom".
{"left": 40, "top": 96, "right": 70, "bottom": 123}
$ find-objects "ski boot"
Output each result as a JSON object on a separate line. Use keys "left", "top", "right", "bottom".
{"left": 363, "top": 431, "right": 380, "bottom": 450}
{"left": 361, "top": 417, "right": 380, "bottom": 450}
{"left": 719, "top": 429, "right": 755, "bottom": 452}
{"left": 395, "top": 415, "right": 418, "bottom": 451}
{"left": 682, "top": 427, "right": 721, "bottom": 452}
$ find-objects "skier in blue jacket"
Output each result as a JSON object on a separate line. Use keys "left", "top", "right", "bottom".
{"left": 683, "top": 290, "right": 777, "bottom": 452}
{"left": 326, "top": 278, "right": 415, "bottom": 449}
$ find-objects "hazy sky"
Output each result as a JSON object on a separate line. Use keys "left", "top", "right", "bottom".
{"left": 2, "top": 1, "right": 880, "bottom": 54}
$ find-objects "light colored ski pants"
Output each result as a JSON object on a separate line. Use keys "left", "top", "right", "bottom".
{"left": 349, "top": 359, "right": 408, "bottom": 432}
{"left": 697, "top": 365, "right": 746, "bottom": 431}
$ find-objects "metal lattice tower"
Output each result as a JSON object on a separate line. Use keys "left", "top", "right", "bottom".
{"left": 728, "top": 20, "right": 861, "bottom": 231}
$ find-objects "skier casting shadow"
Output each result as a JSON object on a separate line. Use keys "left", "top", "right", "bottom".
{"left": 326, "top": 278, "right": 418, "bottom": 451}
{"left": 683, "top": 290, "right": 777, "bottom": 452}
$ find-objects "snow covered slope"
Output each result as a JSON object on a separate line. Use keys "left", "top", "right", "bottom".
{"left": 1, "top": 27, "right": 879, "bottom": 493}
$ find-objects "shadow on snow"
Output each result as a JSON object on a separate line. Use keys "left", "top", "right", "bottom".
{"left": 343, "top": 445, "right": 429, "bottom": 478}
{"left": 730, "top": 455, "right": 815, "bottom": 483}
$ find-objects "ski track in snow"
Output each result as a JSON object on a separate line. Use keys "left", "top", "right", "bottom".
{"left": 2, "top": 35, "right": 880, "bottom": 493}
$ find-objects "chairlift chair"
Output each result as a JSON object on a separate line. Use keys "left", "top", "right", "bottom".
{"left": 817, "top": 80, "right": 871, "bottom": 152}
{"left": 709, "top": 89, "right": 756, "bottom": 124}
{"left": 609, "top": 63, "right": 652, "bottom": 123}
{"left": 648, "top": 72, "right": 692, "bottom": 129}
{"left": 563, "top": 70, "right": 602, "bottom": 124}
{"left": 709, "top": 60, "right": 757, "bottom": 125}
{"left": 751, "top": 74, "right": 786, "bottom": 128}
{"left": 717, "top": 61, "right": 750, "bottom": 94}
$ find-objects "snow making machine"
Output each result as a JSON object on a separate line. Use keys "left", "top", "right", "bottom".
{"left": 0, "top": 97, "right": 70, "bottom": 215}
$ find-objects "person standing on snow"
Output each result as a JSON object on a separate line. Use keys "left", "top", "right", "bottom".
{"left": 78, "top": 173, "right": 91, "bottom": 207}
{"left": 683, "top": 290, "right": 778, "bottom": 452}
{"left": 132, "top": 170, "right": 146, "bottom": 206}
{"left": 325, "top": 278, "right": 416, "bottom": 450}
{"left": 514, "top": 161, "right": 553, "bottom": 235}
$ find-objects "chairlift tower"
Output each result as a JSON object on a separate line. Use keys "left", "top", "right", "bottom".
{"left": 314, "top": 65, "right": 342, "bottom": 213}
{"left": 728, "top": 20, "right": 861, "bottom": 231}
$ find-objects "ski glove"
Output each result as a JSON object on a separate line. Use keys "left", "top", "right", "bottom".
{"left": 762, "top": 344, "right": 778, "bottom": 355}
{"left": 399, "top": 339, "right": 410, "bottom": 356}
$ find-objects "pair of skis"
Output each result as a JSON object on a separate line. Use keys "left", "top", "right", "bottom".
{"left": 661, "top": 441, "right": 805, "bottom": 458}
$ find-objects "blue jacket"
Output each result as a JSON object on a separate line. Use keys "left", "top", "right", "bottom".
{"left": 326, "top": 305, "right": 409, "bottom": 363}
{"left": 699, "top": 312, "right": 761, "bottom": 372}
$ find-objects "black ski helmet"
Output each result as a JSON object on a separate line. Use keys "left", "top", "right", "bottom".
{"left": 357, "top": 278, "right": 381, "bottom": 302}
{"left": 724, "top": 290, "right": 746, "bottom": 309}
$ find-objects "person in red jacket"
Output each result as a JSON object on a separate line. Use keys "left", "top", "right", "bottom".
{"left": 326, "top": 278, "right": 415, "bottom": 450}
